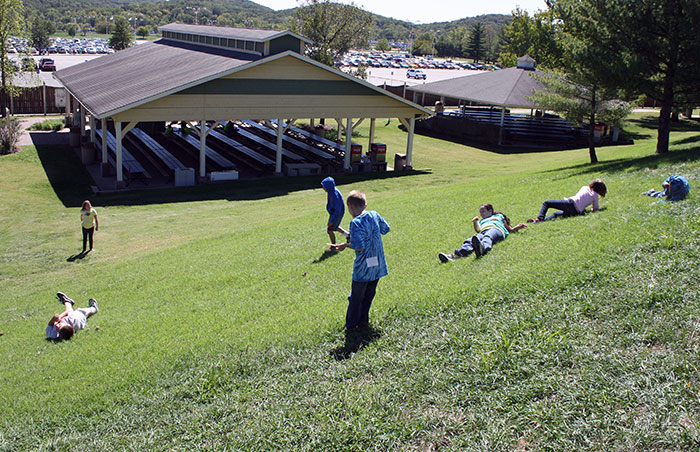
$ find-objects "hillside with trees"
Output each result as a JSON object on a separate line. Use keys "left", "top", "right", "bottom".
{"left": 21, "top": 0, "right": 510, "bottom": 49}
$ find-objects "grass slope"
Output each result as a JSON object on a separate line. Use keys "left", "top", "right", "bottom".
{"left": 1, "top": 113, "right": 699, "bottom": 451}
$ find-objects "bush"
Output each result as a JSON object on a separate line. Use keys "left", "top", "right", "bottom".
{"left": 0, "top": 116, "right": 22, "bottom": 154}
{"left": 27, "top": 118, "right": 65, "bottom": 131}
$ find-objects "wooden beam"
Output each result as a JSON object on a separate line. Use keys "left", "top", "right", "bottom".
{"left": 115, "top": 121, "right": 123, "bottom": 183}
{"left": 344, "top": 117, "right": 352, "bottom": 170}
{"left": 101, "top": 118, "right": 107, "bottom": 164}
{"left": 406, "top": 117, "right": 415, "bottom": 169}
{"left": 276, "top": 117, "right": 284, "bottom": 174}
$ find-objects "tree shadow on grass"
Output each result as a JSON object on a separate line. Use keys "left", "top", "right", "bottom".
{"left": 330, "top": 325, "right": 382, "bottom": 361}
{"left": 627, "top": 116, "right": 700, "bottom": 134}
{"left": 542, "top": 145, "right": 700, "bottom": 179}
{"left": 35, "top": 144, "right": 431, "bottom": 208}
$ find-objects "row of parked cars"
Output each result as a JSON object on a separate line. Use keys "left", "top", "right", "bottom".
{"left": 338, "top": 51, "right": 501, "bottom": 72}
{"left": 6, "top": 36, "right": 115, "bottom": 56}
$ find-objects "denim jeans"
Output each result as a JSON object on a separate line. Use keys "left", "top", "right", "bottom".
{"left": 537, "top": 199, "right": 579, "bottom": 221}
{"left": 346, "top": 279, "right": 379, "bottom": 330}
{"left": 455, "top": 228, "right": 504, "bottom": 256}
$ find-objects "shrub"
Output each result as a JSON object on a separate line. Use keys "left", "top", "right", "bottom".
{"left": 27, "top": 118, "right": 65, "bottom": 131}
{"left": 0, "top": 116, "right": 22, "bottom": 154}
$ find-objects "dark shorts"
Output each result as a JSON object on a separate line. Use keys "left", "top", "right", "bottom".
{"left": 327, "top": 219, "right": 341, "bottom": 232}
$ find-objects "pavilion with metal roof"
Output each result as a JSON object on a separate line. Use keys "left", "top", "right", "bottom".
{"left": 408, "top": 56, "right": 545, "bottom": 144}
{"left": 55, "top": 23, "right": 429, "bottom": 187}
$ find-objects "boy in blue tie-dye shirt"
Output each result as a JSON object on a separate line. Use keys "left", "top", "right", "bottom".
{"left": 335, "top": 190, "right": 390, "bottom": 330}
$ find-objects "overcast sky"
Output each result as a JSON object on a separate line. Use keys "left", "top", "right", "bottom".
{"left": 254, "top": 0, "right": 548, "bottom": 23}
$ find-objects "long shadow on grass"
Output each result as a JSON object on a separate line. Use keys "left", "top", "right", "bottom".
{"left": 312, "top": 249, "right": 340, "bottom": 264}
{"left": 415, "top": 129, "right": 634, "bottom": 155}
{"left": 542, "top": 145, "right": 700, "bottom": 178}
{"left": 35, "top": 144, "right": 96, "bottom": 208}
{"left": 37, "top": 143, "right": 431, "bottom": 207}
{"left": 331, "top": 325, "right": 382, "bottom": 361}
{"left": 627, "top": 116, "right": 700, "bottom": 133}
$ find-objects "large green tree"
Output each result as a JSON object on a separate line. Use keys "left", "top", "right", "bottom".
{"left": 0, "top": 0, "right": 26, "bottom": 117}
{"left": 292, "top": 0, "right": 371, "bottom": 66}
{"left": 31, "top": 17, "right": 54, "bottom": 52}
{"left": 465, "top": 22, "right": 485, "bottom": 62}
{"left": 549, "top": 0, "right": 700, "bottom": 154}
{"left": 501, "top": 8, "right": 562, "bottom": 68}
{"left": 109, "top": 16, "right": 134, "bottom": 51}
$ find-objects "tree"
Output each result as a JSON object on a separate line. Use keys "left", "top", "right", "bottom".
{"left": 292, "top": 0, "right": 372, "bottom": 66}
{"left": 0, "top": 0, "right": 26, "bottom": 117}
{"left": 375, "top": 38, "right": 390, "bottom": 52}
{"left": 531, "top": 70, "right": 634, "bottom": 163}
{"left": 465, "top": 22, "right": 485, "bottom": 62}
{"left": 136, "top": 26, "right": 149, "bottom": 39}
{"left": 66, "top": 23, "right": 76, "bottom": 38}
{"left": 501, "top": 8, "right": 562, "bottom": 69}
{"left": 109, "top": 16, "right": 134, "bottom": 51}
{"left": 547, "top": 0, "right": 700, "bottom": 154}
{"left": 31, "top": 18, "right": 54, "bottom": 52}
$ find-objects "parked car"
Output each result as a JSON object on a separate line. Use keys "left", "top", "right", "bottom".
{"left": 407, "top": 69, "right": 427, "bottom": 80}
{"left": 39, "top": 58, "right": 56, "bottom": 71}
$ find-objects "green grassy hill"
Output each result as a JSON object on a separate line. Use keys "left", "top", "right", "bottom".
{"left": 1, "top": 113, "right": 699, "bottom": 450}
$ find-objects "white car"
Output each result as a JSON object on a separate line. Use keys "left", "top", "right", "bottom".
{"left": 406, "top": 69, "right": 427, "bottom": 80}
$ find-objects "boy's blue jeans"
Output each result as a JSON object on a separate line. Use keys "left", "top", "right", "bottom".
{"left": 455, "top": 228, "right": 504, "bottom": 256}
{"left": 346, "top": 279, "right": 379, "bottom": 330}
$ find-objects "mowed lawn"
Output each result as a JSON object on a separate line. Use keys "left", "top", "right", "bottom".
{"left": 1, "top": 113, "right": 699, "bottom": 451}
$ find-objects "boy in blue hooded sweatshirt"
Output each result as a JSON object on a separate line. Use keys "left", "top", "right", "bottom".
{"left": 321, "top": 177, "right": 349, "bottom": 246}
{"left": 335, "top": 190, "right": 390, "bottom": 331}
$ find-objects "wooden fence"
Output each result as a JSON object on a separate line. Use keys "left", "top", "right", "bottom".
{"left": 8, "top": 85, "right": 63, "bottom": 115}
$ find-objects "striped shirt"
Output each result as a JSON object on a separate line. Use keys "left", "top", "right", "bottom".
{"left": 479, "top": 213, "right": 508, "bottom": 237}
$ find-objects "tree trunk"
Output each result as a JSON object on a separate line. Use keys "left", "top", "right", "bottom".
{"left": 588, "top": 85, "right": 598, "bottom": 164}
{"left": 656, "top": 74, "right": 674, "bottom": 154}
{"left": 1, "top": 48, "right": 7, "bottom": 118}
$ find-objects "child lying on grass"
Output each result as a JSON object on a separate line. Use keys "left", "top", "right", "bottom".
{"left": 642, "top": 175, "right": 690, "bottom": 202}
{"left": 46, "top": 292, "right": 98, "bottom": 340}
{"left": 439, "top": 203, "right": 526, "bottom": 262}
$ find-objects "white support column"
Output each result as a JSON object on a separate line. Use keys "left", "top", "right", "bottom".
{"left": 406, "top": 117, "right": 415, "bottom": 169}
{"left": 65, "top": 93, "right": 71, "bottom": 117}
{"left": 72, "top": 101, "right": 79, "bottom": 127}
{"left": 80, "top": 107, "right": 86, "bottom": 137}
{"left": 199, "top": 120, "right": 207, "bottom": 178}
{"left": 368, "top": 118, "right": 376, "bottom": 148}
{"left": 101, "top": 118, "right": 107, "bottom": 163}
{"left": 498, "top": 106, "right": 506, "bottom": 145}
{"left": 276, "top": 118, "right": 284, "bottom": 174}
{"left": 115, "top": 121, "right": 123, "bottom": 183}
{"left": 310, "top": 118, "right": 315, "bottom": 128}
{"left": 344, "top": 117, "right": 353, "bottom": 170}
{"left": 89, "top": 116, "right": 95, "bottom": 144}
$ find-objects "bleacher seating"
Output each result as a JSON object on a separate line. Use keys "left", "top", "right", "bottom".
{"left": 95, "top": 129, "right": 148, "bottom": 183}
{"left": 130, "top": 128, "right": 187, "bottom": 171}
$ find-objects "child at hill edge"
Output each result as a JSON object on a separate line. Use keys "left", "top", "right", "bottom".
{"left": 335, "top": 190, "right": 390, "bottom": 331}
{"left": 46, "top": 292, "right": 99, "bottom": 340}
{"left": 321, "top": 177, "right": 349, "bottom": 246}
{"left": 439, "top": 203, "right": 526, "bottom": 262}
{"left": 528, "top": 178, "right": 607, "bottom": 223}
{"left": 642, "top": 175, "right": 690, "bottom": 202}
{"left": 80, "top": 200, "right": 99, "bottom": 253}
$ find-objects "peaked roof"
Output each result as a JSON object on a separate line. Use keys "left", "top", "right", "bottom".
{"left": 158, "top": 23, "right": 313, "bottom": 44}
{"left": 55, "top": 39, "right": 430, "bottom": 120}
{"left": 409, "top": 67, "right": 545, "bottom": 108}
{"left": 55, "top": 39, "right": 260, "bottom": 118}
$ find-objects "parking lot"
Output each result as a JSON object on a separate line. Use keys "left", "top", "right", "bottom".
{"left": 361, "top": 66, "right": 481, "bottom": 86}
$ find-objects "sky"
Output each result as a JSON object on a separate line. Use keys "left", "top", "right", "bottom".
{"left": 253, "top": 0, "right": 548, "bottom": 24}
